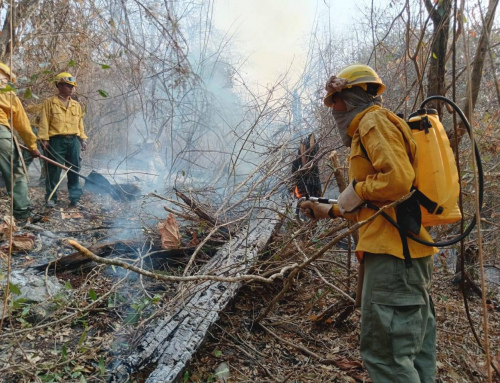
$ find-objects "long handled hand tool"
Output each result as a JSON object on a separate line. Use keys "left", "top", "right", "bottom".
{"left": 19, "top": 143, "right": 115, "bottom": 194}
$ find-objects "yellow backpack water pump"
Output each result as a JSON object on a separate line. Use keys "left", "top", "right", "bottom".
{"left": 408, "top": 108, "right": 462, "bottom": 227}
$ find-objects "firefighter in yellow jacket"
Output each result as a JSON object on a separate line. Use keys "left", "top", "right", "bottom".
{"left": 300, "top": 64, "right": 437, "bottom": 382}
{"left": 38, "top": 72, "right": 87, "bottom": 208}
{"left": 0, "top": 63, "right": 40, "bottom": 220}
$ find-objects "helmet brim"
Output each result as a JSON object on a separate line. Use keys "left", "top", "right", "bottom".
{"left": 56, "top": 81, "right": 77, "bottom": 87}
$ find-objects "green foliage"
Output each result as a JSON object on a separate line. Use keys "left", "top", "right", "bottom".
{"left": 98, "top": 89, "right": 109, "bottom": 98}
{"left": 0, "top": 84, "right": 16, "bottom": 93}
{"left": 98, "top": 357, "right": 106, "bottom": 376}
{"left": 61, "top": 344, "right": 68, "bottom": 360}
{"left": 23, "top": 87, "right": 32, "bottom": 99}
{"left": 36, "top": 371, "right": 62, "bottom": 382}
{"left": 9, "top": 282, "right": 21, "bottom": 295}
{"left": 88, "top": 288, "right": 98, "bottom": 301}
{"left": 78, "top": 330, "right": 87, "bottom": 346}
{"left": 124, "top": 295, "right": 162, "bottom": 326}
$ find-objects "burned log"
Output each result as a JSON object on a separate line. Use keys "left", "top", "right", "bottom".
{"left": 30, "top": 240, "right": 142, "bottom": 274}
{"left": 109, "top": 206, "right": 283, "bottom": 383}
{"left": 30, "top": 240, "right": 219, "bottom": 274}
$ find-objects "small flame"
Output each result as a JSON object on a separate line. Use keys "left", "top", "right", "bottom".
{"left": 294, "top": 186, "right": 304, "bottom": 199}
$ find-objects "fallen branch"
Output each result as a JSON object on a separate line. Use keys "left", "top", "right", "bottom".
{"left": 67, "top": 239, "right": 297, "bottom": 284}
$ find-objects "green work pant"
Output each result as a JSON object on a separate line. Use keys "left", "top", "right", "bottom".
{"left": 0, "top": 125, "right": 31, "bottom": 218}
{"left": 45, "top": 135, "right": 82, "bottom": 203}
{"left": 360, "top": 253, "right": 436, "bottom": 383}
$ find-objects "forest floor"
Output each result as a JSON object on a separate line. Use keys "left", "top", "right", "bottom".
{"left": 0, "top": 181, "right": 499, "bottom": 383}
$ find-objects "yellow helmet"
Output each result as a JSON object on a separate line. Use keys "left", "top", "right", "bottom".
{"left": 324, "top": 64, "right": 385, "bottom": 107}
{"left": 55, "top": 72, "right": 77, "bottom": 87}
{"left": 0, "top": 62, "right": 16, "bottom": 83}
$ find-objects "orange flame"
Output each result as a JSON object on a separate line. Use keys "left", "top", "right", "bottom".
{"left": 294, "top": 186, "right": 304, "bottom": 199}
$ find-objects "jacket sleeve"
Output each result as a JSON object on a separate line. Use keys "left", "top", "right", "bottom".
{"left": 37, "top": 100, "right": 51, "bottom": 141}
{"left": 77, "top": 103, "right": 87, "bottom": 139}
{"left": 11, "top": 97, "right": 37, "bottom": 150}
{"left": 354, "top": 116, "right": 415, "bottom": 202}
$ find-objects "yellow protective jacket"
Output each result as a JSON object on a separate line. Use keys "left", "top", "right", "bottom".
{"left": 38, "top": 96, "right": 87, "bottom": 140}
{"left": 347, "top": 105, "right": 437, "bottom": 260}
{"left": 0, "top": 91, "right": 37, "bottom": 150}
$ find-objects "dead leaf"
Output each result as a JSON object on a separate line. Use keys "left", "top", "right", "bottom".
{"left": 187, "top": 231, "right": 199, "bottom": 247}
{"left": 0, "top": 216, "right": 17, "bottom": 239}
{"left": 61, "top": 212, "right": 84, "bottom": 220}
{"left": 335, "top": 357, "right": 363, "bottom": 370}
{"left": 12, "top": 235, "right": 35, "bottom": 251}
{"left": 158, "top": 214, "right": 181, "bottom": 249}
{"left": 1, "top": 233, "right": 35, "bottom": 252}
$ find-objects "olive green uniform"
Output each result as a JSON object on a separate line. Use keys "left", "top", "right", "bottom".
{"left": 361, "top": 254, "right": 436, "bottom": 382}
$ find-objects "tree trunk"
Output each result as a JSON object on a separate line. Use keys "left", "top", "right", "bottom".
{"left": 0, "top": 0, "right": 41, "bottom": 62}
{"left": 424, "top": 0, "right": 452, "bottom": 115}
{"left": 450, "top": 0, "right": 499, "bottom": 147}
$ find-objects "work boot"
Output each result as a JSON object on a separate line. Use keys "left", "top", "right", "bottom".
{"left": 69, "top": 200, "right": 82, "bottom": 209}
{"left": 45, "top": 200, "right": 56, "bottom": 208}
{"left": 16, "top": 212, "right": 43, "bottom": 226}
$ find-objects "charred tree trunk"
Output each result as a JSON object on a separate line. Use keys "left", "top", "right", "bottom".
{"left": 109, "top": 206, "right": 283, "bottom": 383}
{"left": 424, "top": 0, "right": 452, "bottom": 115}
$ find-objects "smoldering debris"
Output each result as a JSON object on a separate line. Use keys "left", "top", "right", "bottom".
{"left": 84, "top": 170, "right": 141, "bottom": 201}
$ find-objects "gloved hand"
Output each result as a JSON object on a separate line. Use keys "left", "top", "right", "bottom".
{"left": 337, "top": 181, "right": 364, "bottom": 214}
{"left": 298, "top": 200, "right": 336, "bottom": 220}
{"left": 30, "top": 148, "right": 41, "bottom": 158}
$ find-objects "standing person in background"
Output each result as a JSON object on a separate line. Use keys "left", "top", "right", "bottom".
{"left": 299, "top": 64, "right": 437, "bottom": 382}
{"left": 0, "top": 62, "right": 40, "bottom": 221}
{"left": 38, "top": 72, "right": 87, "bottom": 208}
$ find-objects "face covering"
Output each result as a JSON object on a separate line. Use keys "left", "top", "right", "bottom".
{"left": 331, "top": 86, "right": 382, "bottom": 147}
